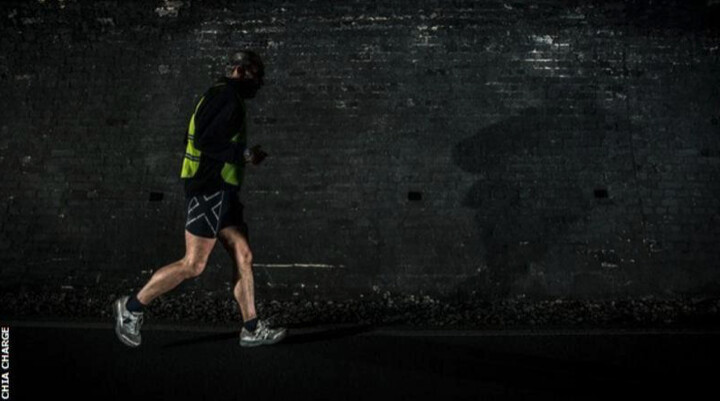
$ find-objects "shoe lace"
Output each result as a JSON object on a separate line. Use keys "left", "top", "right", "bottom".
{"left": 127, "top": 313, "right": 143, "bottom": 335}
{"left": 255, "top": 320, "right": 271, "bottom": 339}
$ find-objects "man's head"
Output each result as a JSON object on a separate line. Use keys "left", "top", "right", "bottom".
{"left": 228, "top": 50, "right": 265, "bottom": 98}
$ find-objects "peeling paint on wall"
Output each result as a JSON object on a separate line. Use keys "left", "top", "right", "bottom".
{"left": 155, "top": 0, "right": 184, "bottom": 18}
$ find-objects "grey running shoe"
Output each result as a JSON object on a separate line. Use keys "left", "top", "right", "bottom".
{"left": 113, "top": 296, "right": 143, "bottom": 347}
{"left": 240, "top": 320, "right": 287, "bottom": 347}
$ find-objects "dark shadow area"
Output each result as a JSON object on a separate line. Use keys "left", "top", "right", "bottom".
{"left": 308, "top": 334, "right": 638, "bottom": 397}
{"left": 161, "top": 322, "right": 377, "bottom": 348}
{"left": 280, "top": 323, "right": 376, "bottom": 345}
{"left": 620, "top": 0, "right": 720, "bottom": 32}
{"left": 453, "top": 101, "right": 648, "bottom": 299}
{"left": 162, "top": 331, "right": 238, "bottom": 348}
{"left": 12, "top": 326, "right": 719, "bottom": 400}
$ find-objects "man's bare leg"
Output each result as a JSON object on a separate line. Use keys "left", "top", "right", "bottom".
{"left": 219, "top": 224, "right": 287, "bottom": 346}
{"left": 218, "top": 225, "right": 256, "bottom": 321}
{"left": 114, "top": 230, "right": 216, "bottom": 347}
{"left": 136, "top": 230, "right": 217, "bottom": 305}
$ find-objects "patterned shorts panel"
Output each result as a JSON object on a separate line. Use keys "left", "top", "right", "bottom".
{"left": 184, "top": 190, "right": 247, "bottom": 239}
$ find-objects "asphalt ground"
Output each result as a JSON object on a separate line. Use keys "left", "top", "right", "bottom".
{"left": 1, "top": 320, "right": 717, "bottom": 401}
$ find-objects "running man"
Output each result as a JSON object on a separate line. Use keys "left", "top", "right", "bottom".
{"left": 113, "top": 50, "right": 287, "bottom": 348}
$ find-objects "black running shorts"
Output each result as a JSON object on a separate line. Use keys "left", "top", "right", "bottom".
{"left": 185, "top": 190, "right": 248, "bottom": 239}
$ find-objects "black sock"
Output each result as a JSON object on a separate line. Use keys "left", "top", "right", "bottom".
{"left": 125, "top": 293, "right": 145, "bottom": 313}
{"left": 244, "top": 317, "right": 258, "bottom": 332}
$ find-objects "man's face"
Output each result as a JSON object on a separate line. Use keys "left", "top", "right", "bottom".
{"left": 239, "top": 62, "right": 264, "bottom": 98}
{"left": 246, "top": 63, "right": 264, "bottom": 86}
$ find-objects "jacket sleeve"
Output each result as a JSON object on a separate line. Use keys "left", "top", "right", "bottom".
{"left": 193, "top": 92, "right": 246, "bottom": 164}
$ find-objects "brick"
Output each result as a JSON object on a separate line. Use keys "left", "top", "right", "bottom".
{"left": 0, "top": 0, "right": 718, "bottom": 299}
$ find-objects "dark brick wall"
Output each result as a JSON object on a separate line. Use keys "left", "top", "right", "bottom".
{"left": 1, "top": 0, "right": 719, "bottom": 300}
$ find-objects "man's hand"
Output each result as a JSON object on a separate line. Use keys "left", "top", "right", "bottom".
{"left": 243, "top": 145, "right": 268, "bottom": 165}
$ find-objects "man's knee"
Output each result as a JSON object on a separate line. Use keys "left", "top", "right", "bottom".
{"left": 237, "top": 248, "right": 253, "bottom": 270}
{"left": 183, "top": 258, "right": 208, "bottom": 278}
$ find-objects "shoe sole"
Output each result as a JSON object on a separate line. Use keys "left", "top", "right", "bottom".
{"left": 113, "top": 298, "right": 141, "bottom": 348}
{"left": 240, "top": 329, "right": 288, "bottom": 347}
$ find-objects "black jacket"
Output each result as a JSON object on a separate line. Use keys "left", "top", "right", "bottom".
{"left": 183, "top": 77, "right": 247, "bottom": 196}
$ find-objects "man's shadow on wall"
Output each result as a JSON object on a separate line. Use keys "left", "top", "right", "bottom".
{"left": 452, "top": 103, "right": 644, "bottom": 299}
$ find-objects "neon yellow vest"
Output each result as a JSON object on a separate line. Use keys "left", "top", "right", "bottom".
{"left": 180, "top": 87, "right": 246, "bottom": 187}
